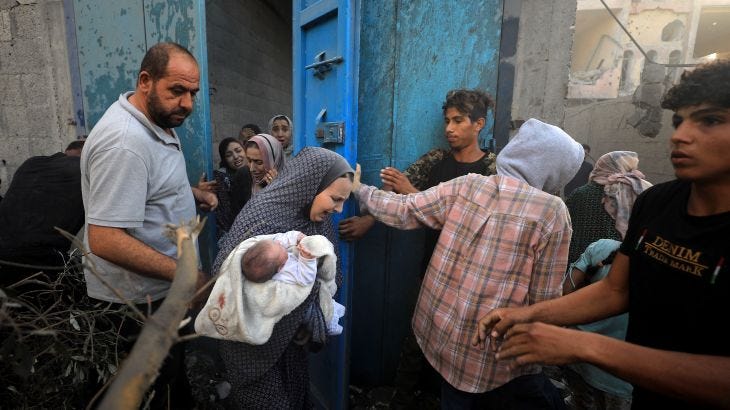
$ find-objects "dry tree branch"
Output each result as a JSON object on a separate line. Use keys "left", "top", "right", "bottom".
{"left": 1, "top": 261, "right": 129, "bottom": 408}
{"left": 97, "top": 217, "right": 204, "bottom": 410}
{"left": 55, "top": 228, "right": 148, "bottom": 323}
{"left": 0, "top": 259, "right": 67, "bottom": 271}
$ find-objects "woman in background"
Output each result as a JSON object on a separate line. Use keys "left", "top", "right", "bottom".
{"left": 245, "top": 133, "right": 286, "bottom": 194}
{"left": 213, "top": 137, "right": 246, "bottom": 239}
{"left": 269, "top": 114, "right": 294, "bottom": 159}
{"left": 230, "top": 133, "right": 286, "bottom": 218}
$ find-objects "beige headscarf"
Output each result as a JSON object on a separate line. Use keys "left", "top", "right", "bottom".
{"left": 589, "top": 151, "right": 653, "bottom": 238}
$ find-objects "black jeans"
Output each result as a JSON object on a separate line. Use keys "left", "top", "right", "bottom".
{"left": 440, "top": 373, "right": 566, "bottom": 410}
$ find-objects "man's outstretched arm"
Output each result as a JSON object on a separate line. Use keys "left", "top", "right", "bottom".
{"left": 473, "top": 251, "right": 632, "bottom": 349}
{"left": 494, "top": 322, "right": 730, "bottom": 408}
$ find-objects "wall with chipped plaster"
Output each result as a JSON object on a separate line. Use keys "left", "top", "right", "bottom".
{"left": 0, "top": 0, "right": 75, "bottom": 195}
{"left": 561, "top": 0, "right": 705, "bottom": 184}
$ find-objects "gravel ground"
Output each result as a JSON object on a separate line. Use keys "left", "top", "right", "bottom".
{"left": 185, "top": 336, "right": 229, "bottom": 409}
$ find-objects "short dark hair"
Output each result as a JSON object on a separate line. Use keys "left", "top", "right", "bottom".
{"left": 65, "top": 140, "right": 85, "bottom": 152}
{"left": 218, "top": 137, "right": 243, "bottom": 169}
{"left": 442, "top": 89, "right": 495, "bottom": 122}
{"left": 661, "top": 59, "right": 730, "bottom": 111}
{"left": 581, "top": 143, "right": 590, "bottom": 152}
{"left": 241, "top": 123, "right": 261, "bottom": 134}
{"left": 139, "top": 42, "right": 196, "bottom": 81}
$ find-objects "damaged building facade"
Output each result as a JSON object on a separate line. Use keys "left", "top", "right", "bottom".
{"left": 563, "top": 0, "right": 730, "bottom": 182}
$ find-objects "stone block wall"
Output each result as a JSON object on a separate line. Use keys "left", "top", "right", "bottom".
{"left": 206, "top": 0, "right": 292, "bottom": 165}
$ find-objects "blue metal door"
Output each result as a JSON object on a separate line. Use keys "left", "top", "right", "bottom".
{"left": 293, "top": 0, "right": 359, "bottom": 408}
{"left": 71, "top": 0, "right": 214, "bottom": 265}
{"left": 351, "top": 0, "right": 504, "bottom": 386}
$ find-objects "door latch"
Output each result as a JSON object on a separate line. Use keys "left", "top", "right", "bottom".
{"left": 305, "top": 51, "right": 343, "bottom": 80}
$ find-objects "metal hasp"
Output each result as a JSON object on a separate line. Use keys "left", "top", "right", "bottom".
{"left": 314, "top": 108, "right": 345, "bottom": 144}
{"left": 305, "top": 51, "right": 344, "bottom": 80}
{"left": 316, "top": 122, "right": 345, "bottom": 143}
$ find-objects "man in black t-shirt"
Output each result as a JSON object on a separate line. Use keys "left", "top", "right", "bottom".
{"left": 338, "top": 89, "right": 497, "bottom": 240}
{"left": 474, "top": 60, "right": 730, "bottom": 409}
{"left": 0, "top": 140, "right": 85, "bottom": 286}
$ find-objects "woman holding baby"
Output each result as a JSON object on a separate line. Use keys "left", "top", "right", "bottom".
{"left": 213, "top": 147, "right": 354, "bottom": 408}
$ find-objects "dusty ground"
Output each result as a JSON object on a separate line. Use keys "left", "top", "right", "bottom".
{"left": 184, "top": 336, "right": 441, "bottom": 409}
{"left": 348, "top": 384, "right": 439, "bottom": 409}
{"left": 185, "top": 336, "right": 229, "bottom": 409}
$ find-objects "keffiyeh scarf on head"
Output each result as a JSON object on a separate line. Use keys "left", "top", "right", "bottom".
{"left": 247, "top": 133, "right": 285, "bottom": 190}
{"left": 589, "top": 151, "right": 652, "bottom": 238}
{"left": 213, "top": 147, "right": 352, "bottom": 406}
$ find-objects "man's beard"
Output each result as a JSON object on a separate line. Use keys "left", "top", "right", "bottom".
{"left": 147, "top": 88, "right": 190, "bottom": 129}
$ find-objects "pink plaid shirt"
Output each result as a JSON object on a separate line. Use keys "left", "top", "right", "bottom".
{"left": 355, "top": 174, "right": 572, "bottom": 392}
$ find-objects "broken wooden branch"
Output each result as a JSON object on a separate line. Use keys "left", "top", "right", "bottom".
{"left": 98, "top": 217, "right": 205, "bottom": 410}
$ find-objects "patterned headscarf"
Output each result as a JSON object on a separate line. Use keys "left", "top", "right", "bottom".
{"left": 246, "top": 133, "right": 285, "bottom": 189}
{"left": 214, "top": 147, "right": 353, "bottom": 382}
{"left": 589, "top": 151, "right": 652, "bottom": 238}
{"left": 268, "top": 114, "right": 294, "bottom": 158}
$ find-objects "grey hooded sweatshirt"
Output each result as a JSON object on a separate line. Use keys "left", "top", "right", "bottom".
{"left": 496, "top": 118, "right": 584, "bottom": 194}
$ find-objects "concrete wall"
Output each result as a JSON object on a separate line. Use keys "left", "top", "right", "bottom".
{"left": 510, "top": 0, "right": 576, "bottom": 127}
{"left": 564, "top": 98, "right": 675, "bottom": 183}
{"left": 0, "top": 0, "right": 75, "bottom": 195}
{"left": 562, "top": 1, "right": 706, "bottom": 184}
{"left": 206, "top": 0, "right": 292, "bottom": 162}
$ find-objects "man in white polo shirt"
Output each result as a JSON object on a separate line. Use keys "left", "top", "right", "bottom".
{"left": 80, "top": 42, "right": 216, "bottom": 409}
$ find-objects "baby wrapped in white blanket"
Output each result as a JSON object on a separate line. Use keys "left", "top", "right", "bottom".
{"left": 194, "top": 230, "right": 344, "bottom": 344}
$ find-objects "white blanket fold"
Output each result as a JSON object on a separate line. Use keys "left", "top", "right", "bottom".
{"left": 194, "top": 233, "right": 339, "bottom": 344}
